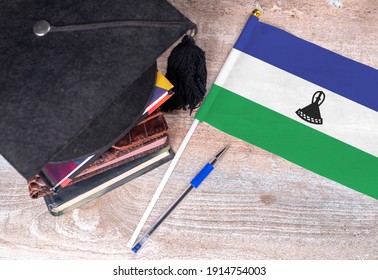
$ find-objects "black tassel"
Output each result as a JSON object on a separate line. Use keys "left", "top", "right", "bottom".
{"left": 161, "top": 34, "right": 207, "bottom": 114}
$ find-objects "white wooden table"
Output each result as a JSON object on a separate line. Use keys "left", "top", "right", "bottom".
{"left": 0, "top": 0, "right": 377, "bottom": 259}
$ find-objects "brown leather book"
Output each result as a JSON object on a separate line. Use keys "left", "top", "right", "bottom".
{"left": 28, "top": 110, "right": 169, "bottom": 199}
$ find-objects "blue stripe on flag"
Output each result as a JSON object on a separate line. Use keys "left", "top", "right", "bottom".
{"left": 234, "top": 16, "right": 378, "bottom": 112}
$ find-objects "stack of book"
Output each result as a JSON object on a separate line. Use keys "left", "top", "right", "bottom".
{"left": 27, "top": 72, "right": 174, "bottom": 216}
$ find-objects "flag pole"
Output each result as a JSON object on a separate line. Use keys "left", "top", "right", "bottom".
{"left": 127, "top": 9, "right": 263, "bottom": 248}
{"left": 127, "top": 118, "right": 200, "bottom": 248}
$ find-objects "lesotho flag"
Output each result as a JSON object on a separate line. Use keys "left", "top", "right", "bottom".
{"left": 195, "top": 13, "right": 378, "bottom": 199}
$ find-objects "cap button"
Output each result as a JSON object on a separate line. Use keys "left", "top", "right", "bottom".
{"left": 33, "top": 20, "right": 51, "bottom": 36}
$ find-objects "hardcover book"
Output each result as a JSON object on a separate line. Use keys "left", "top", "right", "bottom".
{"left": 44, "top": 147, "right": 174, "bottom": 216}
{"left": 36, "top": 72, "right": 174, "bottom": 193}
{"left": 28, "top": 109, "right": 174, "bottom": 215}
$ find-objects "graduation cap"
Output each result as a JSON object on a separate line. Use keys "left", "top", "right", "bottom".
{"left": 0, "top": 0, "right": 195, "bottom": 180}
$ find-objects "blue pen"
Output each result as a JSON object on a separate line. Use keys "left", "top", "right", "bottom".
{"left": 131, "top": 145, "right": 229, "bottom": 253}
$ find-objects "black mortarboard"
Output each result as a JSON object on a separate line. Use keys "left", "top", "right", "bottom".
{"left": 0, "top": 0, "right": 195, "bottom": 179}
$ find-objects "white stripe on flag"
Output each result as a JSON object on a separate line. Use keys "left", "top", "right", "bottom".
{"left": 216, "top": 49, "right": 378, "bottom": 157}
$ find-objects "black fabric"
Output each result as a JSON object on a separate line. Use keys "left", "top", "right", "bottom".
{"left": 0, "top": 0, "right": 194, "bottom": 179}
{"left": 52, "top": 63, "right": 157, "bottom": 163}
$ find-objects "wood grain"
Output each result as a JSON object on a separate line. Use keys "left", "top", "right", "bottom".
{"left": 0, "top": 0, "right": 377, "bottom": 260}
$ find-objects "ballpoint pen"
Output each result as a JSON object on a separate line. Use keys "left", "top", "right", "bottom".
{"left": 131, "top": 145, "right": 229, "bottom": 253}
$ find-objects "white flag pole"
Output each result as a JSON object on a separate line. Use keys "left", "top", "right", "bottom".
{"left": 127, "top": 118, "right": 200, "bottom": 248}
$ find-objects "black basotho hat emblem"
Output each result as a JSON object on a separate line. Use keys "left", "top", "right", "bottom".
{"left": 296, "top": 91, "right": 326, "bottom": 125}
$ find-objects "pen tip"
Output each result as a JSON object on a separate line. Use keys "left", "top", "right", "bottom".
{"left": 211, "top": 145, "right": 229, "bottom": 166}
{"left": 217, "top": 145, "right": 229, "bottom": 159}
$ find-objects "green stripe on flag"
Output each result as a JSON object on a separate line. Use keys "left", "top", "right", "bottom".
{"left": 196, "top": 84, "right": 378, "bottom": 199}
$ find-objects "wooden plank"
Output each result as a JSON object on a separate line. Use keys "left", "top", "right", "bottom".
{"left": 0, "top": 0, "right": 377, "bottom": 259}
